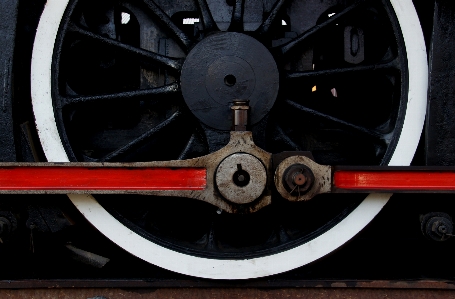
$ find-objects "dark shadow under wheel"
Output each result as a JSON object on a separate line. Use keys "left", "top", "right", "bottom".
{"left": 31, "top": 0, "right": 427, "bottom": 279}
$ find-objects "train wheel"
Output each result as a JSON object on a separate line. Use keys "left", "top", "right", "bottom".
{"left": 31, "top": 0, "right": 427, "bottom": 279}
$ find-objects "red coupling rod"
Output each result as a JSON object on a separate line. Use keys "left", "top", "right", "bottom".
{"left": 0, "top": 166, "right": 206, "bottom": 191}
{"left": 333, "top": 168, "right": 455, "bottom": 192}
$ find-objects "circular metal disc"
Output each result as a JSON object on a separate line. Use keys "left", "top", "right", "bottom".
{"left": 181, "top": 32, "right": 279, "bottom": 130}
{"left": 215, "top": 153, "right": 267, "bottom": 204}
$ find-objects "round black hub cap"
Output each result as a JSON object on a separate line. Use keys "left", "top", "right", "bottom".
{"left": 181, "top": 32, "right": 279, "bottom": 130}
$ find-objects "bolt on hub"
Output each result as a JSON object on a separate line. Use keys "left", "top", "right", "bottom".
{"left": 282, "top": 164, "right": 315, "bottom": 196}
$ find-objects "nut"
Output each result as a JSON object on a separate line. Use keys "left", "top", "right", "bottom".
{"left": 282, "top": 164, "right": 315, "bottom": 195}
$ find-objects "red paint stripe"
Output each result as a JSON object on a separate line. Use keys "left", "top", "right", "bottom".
{"left": 334, "top": 170, "right": 455, "bottom": 191}
{"left": 0, "top": 167, "right": 206, "bottom": 191}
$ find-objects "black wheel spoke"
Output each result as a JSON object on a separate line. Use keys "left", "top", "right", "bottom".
{"left": 142, "top": 0, "right": 193, "bottom": 50}
{"left": 276, "top": 0, "right": 366, "bottom": 56}
{"left": 284, "top": 99, "right": 384, "bottom": 140}
{"left": 60, "top": 83, "right": 180, "bottom": 107}
{"left": 228, "top": 0, "right": 245, "bottom": 32}
{"left": 273, "top": 125, "right": 302, "bottom": 150}
{"left": 68, "top": 23, "right": 183, "bottom": 71}
{"left": 285, "top": 59, "right": 398, "bottom": 80}
{"left": 256, "top": 0, "right": 289, "bottom": 36}
{"left": 178, "top": 130, "right": 208, "bottom": 160}
{"left": 195, "top": 0, "right": 219, "bottom": 32}
{"left": 100, "top": 111, "right": 183, "bottom": 162}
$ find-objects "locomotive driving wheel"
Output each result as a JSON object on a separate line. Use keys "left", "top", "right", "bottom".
{"left": 31, "top": 0, "right": 427, "bottom": 279}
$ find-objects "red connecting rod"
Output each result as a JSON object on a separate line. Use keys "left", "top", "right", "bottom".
{"left": 332, "top": 167, "right": 455, "bottom": 193}
{"left": 0, "top": 165, "right": 206, "bottom": 192}
{"left": 0, "top": 164, "right": 454, "bottom": 194}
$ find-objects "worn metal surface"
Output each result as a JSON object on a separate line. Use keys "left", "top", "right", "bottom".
{"left": 231, "top": 100, "right": 249, "bottom": 131}
{"left": 275, "top": 155, "right": 331, "bottom": 201}
{"left": 110, "top": 130, "right": 272, "bottom": 214}
{"left": 215, "top": 153, "right": 267, "bottom": 204}
{"left": 281, "top": 163, "right": 315, "bottom": 195}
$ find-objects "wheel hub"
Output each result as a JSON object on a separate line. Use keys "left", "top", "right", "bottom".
{"left": 215, "top": 153, "right": 267, "bottom": 205}
{"left": 181, "top": 32, "right": 279, "bottom": 130}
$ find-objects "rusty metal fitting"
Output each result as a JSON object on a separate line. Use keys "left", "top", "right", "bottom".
{"left": 231, "top": 100, "right": 250, "bottom": 131}
{"left": 274, "top": 155, "right": 331, "bottom": 202}
{"left": 282, "top": 164, "right": 315, "bottom": 196}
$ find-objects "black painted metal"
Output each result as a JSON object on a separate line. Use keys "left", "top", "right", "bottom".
{"left": 100, "top": 110, "right": 183, "bottom": 162}
{"left": 142, "top": 0, "right": 193, "bottom": 51}
{"left": 0, "top": 0, "right": 18, "bottom": 162}
{"left": 256, "top": 0, "right": 288, "bottom": 36}
{"left": 276, "top": 0, "right": 365, "bottom": 57}
{"left": 67, "top": 23, "right": 184, "bottom": 71}
{"left": 181, "top": 32, "right": 279, "bottom": 130}
{"left": 195, "top": 0, "right": 219, "bottom": 32}
{"left": 60, "top": 83, "right": 180, "bottom": 108}
{"left": 426, "top": 0, "right": 455, "bottom": 166}
{"left": 228, "top": 0, "right": 245, "bottom": 32}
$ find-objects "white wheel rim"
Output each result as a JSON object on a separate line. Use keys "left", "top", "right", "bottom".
{"left": 31, "top": 0, "right": 428, "bottom": 279}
